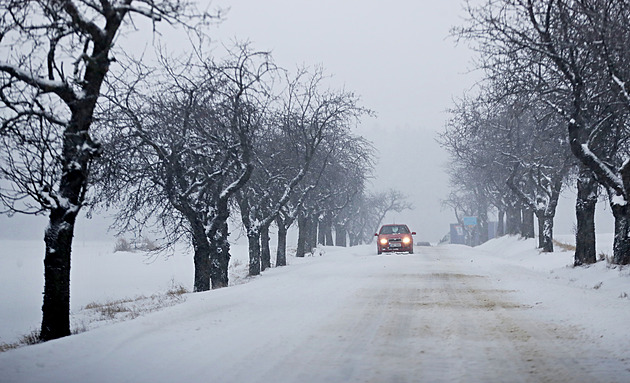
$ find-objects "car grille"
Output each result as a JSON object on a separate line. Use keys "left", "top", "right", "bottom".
{"left": 389, "top": 238, "right": 402, "bottom": 243}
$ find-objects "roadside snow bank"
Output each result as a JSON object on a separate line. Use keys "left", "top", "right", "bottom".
{"left": 469, "top": 235, "right": 630, "bottom": 363}
{"left": 476, "top": 234, "right": 630, "bottom": 302}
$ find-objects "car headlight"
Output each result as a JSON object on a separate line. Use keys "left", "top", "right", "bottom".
{"left": 402, "top": 236, "right": 411, "bottom": 244}
{"left": 379, "top": 238, "right": 388, "bottom": 245}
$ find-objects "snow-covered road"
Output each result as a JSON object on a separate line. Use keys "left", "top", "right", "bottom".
{"left": 253, "top": 246, "right": 625, "bottom": 382}
{"left": 1, "top": 241, "right": 629, "bottom": 382}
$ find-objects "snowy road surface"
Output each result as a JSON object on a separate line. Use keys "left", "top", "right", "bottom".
{"left": 1, "top": 243, "right": 629, "bottom": 382}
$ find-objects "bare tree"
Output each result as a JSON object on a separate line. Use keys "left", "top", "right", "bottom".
{"left": 0, "top": 0, "right": 210, "bottom": 341}
{"left": 502, "top": 102, "right": 573, "bottom": 252}
{"left": 237, "top": 67, "right": 368, "bottom": 268}
{"left": 459, "top": 0, "right": 630, "bottom": 264}
{"left": 96, "top": 44, "right": 273, "bottom": 290}
{"left": 314, "top": 135, "right": 374, "bottom": 246}
{"left": 367, "top": 190, "right": 413, "bottom": 240}
{"left": 330, "top": 189, "right": 413, "bottom": 248}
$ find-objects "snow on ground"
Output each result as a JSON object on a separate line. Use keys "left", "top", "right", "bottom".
{"left": 0, "top": 235, "right": 629, "bottom": 382}
{"left": 0, "top": 239, "right": 270, "bottom": 344}
{"left": 0, "top": 240, "right": 195, "bottom": 344}
{"left": 475, "top": 235, "right": 630, "bottom": 358}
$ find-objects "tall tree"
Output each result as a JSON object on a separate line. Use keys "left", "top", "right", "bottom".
{"left": 0, "top": 0, "right": 209, "bottom": 341}
{"left": 460, "top": 0, "right": 630, "bottom": 264}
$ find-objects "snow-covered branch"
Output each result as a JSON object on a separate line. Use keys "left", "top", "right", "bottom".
{"left": 0, "top": 62, "right": 76, "bottom": 103}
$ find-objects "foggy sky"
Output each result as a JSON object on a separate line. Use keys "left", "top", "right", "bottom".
{"left": 208, "top": 0, "right": 479, "bottom": 241}
{"left": 1, "top": 1, "right": 612, "bottom": 242}
{"left": 204, "top": 0, "right": 614, "bottom": 240}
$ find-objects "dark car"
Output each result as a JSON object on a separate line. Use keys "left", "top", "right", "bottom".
{"left": 375, "top": 224, "right": 416, "bottom": 254}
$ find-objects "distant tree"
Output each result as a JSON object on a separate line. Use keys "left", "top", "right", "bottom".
{"left": 0, "top": 0, "right": 210, "bottom": 341}
{"left": 238, "top": 67, "right": 368, "bottom": 263}
{"left": 271, "top": 94, "right": 373, "bottom": 265}
{"left": 440, "top": 93, "right": 507, "bottom": 242}
{"left": 333, "top": 189, "right": 412, "bottom": 247}
{"left": 369, "top": 190, "right": 414, "bottom": 236}
{"left": 314, "top": 135, "right": 374, "bottom": 246}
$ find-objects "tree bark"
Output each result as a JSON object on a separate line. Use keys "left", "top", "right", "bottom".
{"left": 476, "top": 189, "right": 489, "bottom": 244}
{"left": 542, "top": 216, "right": 554, "bottom": 253}
{"left": 335, "top": 223, "right": 347, "bottom": 247}
{"left": 248, "top": 229, "right": 261, "bottom": 275}
{"left": 308, "top": 215, "right": 317, "bottom": 252}
{"left": 574, "top": 166, "right": 597, "bottom": 266}
{"left": 41, "top": 105, "right": 98, "bottom": 341}
{"left": 521, "top": 206, "right": 535, "bottom": 239}
{"left": 317, "top": 218, "right": 326, "bottom": 246}
{"left": 324, "top": 224, "right": 334, "bottom": 246}
{"left": 320, "top": 215, "right": 334, "bottom": 245}
{"left": 191, "top": 221, "right": 211, "bottom": 292}
{"left": 505, "top": 204, "right": 521, "bottom": 235}
{"left": 497, "top": 210, "right": 505, "bottom": 237}
{"left": 296, "top": 215, "right": 308, "bottom": 257}
{"left": 348, "top": 232, "right": 357, "bottom": 247}
{"left": 478, "top": 211, "right": 489, "bottom": 244}
{"left": 209, "top": 220, "right": 230, "bottom": 289}
{"left": 611, "top": 203, "right": 630, "bottom": 265}
{"left": 276, "top": 217, "right": 288, "bottom": 267}
{"left": 260, "top": 223, "right": 271, "bottom": 271}
{"left": 536, "top": 215, "right": 544, "bottom": 249}
{"left": 536, "top": 213, "right": 554, "bottom": 252}
{"left": 41, "top": 209, "right": 77, "bottom": 341}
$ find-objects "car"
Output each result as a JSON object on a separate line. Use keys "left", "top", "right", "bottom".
{"left": 375, "top": 224, "right": 416, "bottom": 254}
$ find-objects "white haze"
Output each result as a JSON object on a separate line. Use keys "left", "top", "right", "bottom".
{"left": 0, "top": 0, "right": 616, "bottom": 242}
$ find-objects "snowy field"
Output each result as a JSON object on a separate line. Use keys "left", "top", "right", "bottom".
{"left": 0, "top": 235, "right": 629, "bottom": 382}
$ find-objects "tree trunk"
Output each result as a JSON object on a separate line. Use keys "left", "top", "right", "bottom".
{"left": 296, "top": 215, "right": 308, "bottom": 257}
{"left": 575, "top": 167, "right": 597, "bottom": 266}
{"left": 478, "top": 210, "right": 489, "bottom": 244}
{"left": 260, "top": 223, "right": 271, "bottom": 271}
{"left": 248, "top": 229, "right": 261, "bottom": 275}
{"left": 307, "top": 215, "right": 317, "bottom": 252}
{"left": 505, "top": 204, "right": 521, "bottom": 235}
{"left": 497, "top": 210, "right": 505, "bottom": 237}
{"left": 536, "top": 214, "right": 544, "bottom": 249}
{"left": 235, "top": 193, "right": 261, "bottom": 275}
{"left": 476, "top": 189, "right": 489, "bottom": 244}
{"left": 209, "top": 220, "right": 230, "bottom": 289}
{"left": 41, "top": 209, "right": 76, "bottom": 341}
{"left": 348, "top": 232, "right": 357, "bottom": 247}
{"left": 567, "top": 118, "right": 628, "bottom": 264}
{"left": 521, "top": 207, "right": 535, "bottom": 239}
{"left": 317, "top": 218, "right": 326, "bottom": 246}
{"left": 611, "top": 203, "right": 630, "bottom": 265}
{"left": 320, "top": 215, "right": 334, "bottom": 245}
{"left": 335, "top": 224, "right": 347, "bottom": 247}
{"left": 41, "top": 122, "right": 94, "bottom": 341}
{"left": 537, "top": 213, "right": 554, "bottom": 252}
{"left": 191, "top": 222, "right": 211, "bottom": 292}
{"left": 276, "top": 217, "right": 288, "bottom": 267}
{"left": 325, "top": 226, "right": 334, "bottom": 246}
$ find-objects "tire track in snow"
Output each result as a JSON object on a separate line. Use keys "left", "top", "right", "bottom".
{"left": 264, "top": 246, "right": 626, "bottom": 382}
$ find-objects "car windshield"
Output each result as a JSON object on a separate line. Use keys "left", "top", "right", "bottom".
{"left": 380, "top": 225, "right": 409, "bottom": 234}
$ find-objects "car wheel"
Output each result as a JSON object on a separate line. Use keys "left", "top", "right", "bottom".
{"left": 409, "top": 250, "right": 414, "bottom": 254}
